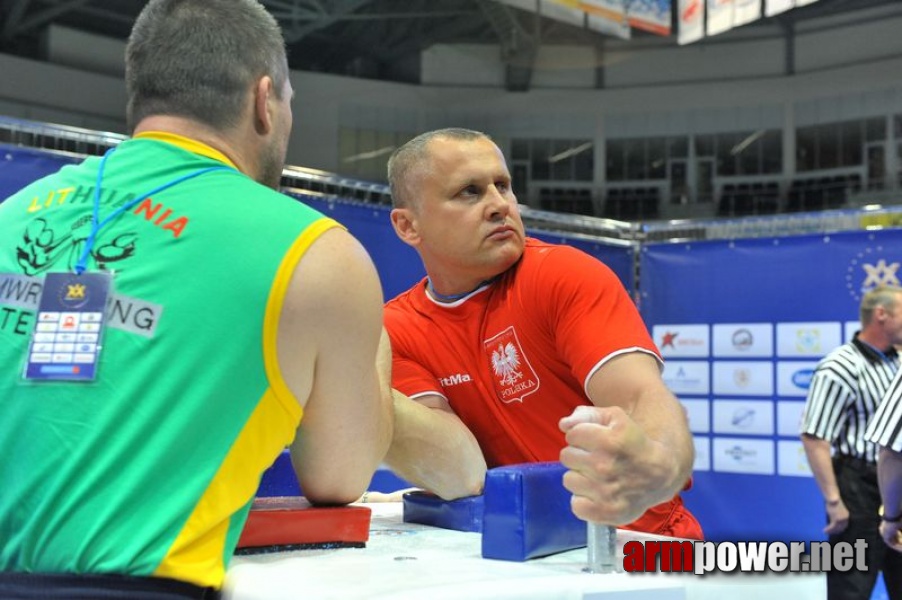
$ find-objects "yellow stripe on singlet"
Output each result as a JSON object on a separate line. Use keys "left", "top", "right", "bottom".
{"left": 133, "top": 131, "right": 239, "bottom": 169}
{"left": 153, "top": 217, "right": 344, "bottom": 588}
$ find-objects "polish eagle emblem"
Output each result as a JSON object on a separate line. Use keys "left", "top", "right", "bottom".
{"left": 491, "top": 342, "right": 523, "bottom": 386}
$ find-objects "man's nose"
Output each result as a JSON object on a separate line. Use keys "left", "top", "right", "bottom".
{"left": 486, "top": 185, "right": 511, "bottom": 219}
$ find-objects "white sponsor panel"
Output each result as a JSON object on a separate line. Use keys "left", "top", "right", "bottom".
{"left": 677, "top": 0, "right": 705, "bottom": 45}
{"left": 540, "top": 0, "right": 585, "bottom": 26}
{"left": 680, "top": 398, "right": 710, "bottom": 433}
{"left": 775, "top": 322, "right": 841, "bottom": 358}
{"left": 765, "top": 0, "right": 793, "bottom": 17}
{"left": 777, "top": 440, "right": 813, "bottom": 477}
{"left": 713, "top": 437, "right": 775, "bottom": 475}
{"left": 706, "top": 0, "right": 735, "bottom": 37}
{"left": 662, "top": 361, "right": 710, "bottom": 395}
{"left": 712, "top": 399, "right": 774, "bottom": 436}
{"left": 733, "top": 0, "right": 761, "bottom": 26}
{"left": 582, "top": 0, "right": 631, "bottom": 39}
{"left": 776, "top": 361, "right": 818, "bottom": 397}
{"left": 712, "top": 361, "right": 773, "bottom": 396}
{"left": 588, "top": 14, "right": 631, "bottom": 39}
{"left": 694, "top": 436, "right": 711, "bottom": 471}
{"left": 653, "top": 324, "right": 710, "bottom": 358}
{"left": 777, "top": 401, "right": 806, "bottom": 437}
{"left": 844, "top": 321, "right": 859, "bottom": 342}
{"left": 712, "top": 323, "right": 773, "bottom": 357}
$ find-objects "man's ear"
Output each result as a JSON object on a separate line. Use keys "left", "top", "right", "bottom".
{"left": 390, "top": 207, "right": 420, "bottom": 247}
{"left": 253, "top": 76, "right": 274, "bottom": 135}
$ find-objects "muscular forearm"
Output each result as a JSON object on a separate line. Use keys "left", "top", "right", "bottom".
{"left": 383, "top": 391, "right": 486, "bottom": 500}
{"left": 879, "top": 447, "right": 902, "bottom": 519}
{"left": 629, "top": 386, "right": 694, "bottom": 498}
{"left": 801, "top": 434, "right": 841, "bottom": 502}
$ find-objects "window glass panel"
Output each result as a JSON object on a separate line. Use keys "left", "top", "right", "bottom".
{"left": 668, "top": 137, "right": 688, "bottom": 158}
{"left": 840, "top": 121, "right": 862, "bottom": 167}
{"left": 695, "top": 135, "right": 715, "bottom": 157}
{"left": 735, "top": 131, "right": 760, "bottom": 175}
{"left": 551, "top": 140, "right": 573, "bottom": 180}
{"left": 716, "top": 133, "right": 737, "bottom": 176}
{"left": 574, "top": 144, "right": 594, "bottom": 181}
{"left": 865, "top": 117, "right": 886, "bottom": 142}
{"left": 762, "top": 130, "right": 782, "bottom": 174}
{"left": 796, "top": 126, "right": 816, "bottom": 172}
{"left": 819, "top": 123, "right": 839, "bottom": 170}
{"left": 625, "top": 139, "right": 646, "bottom": 180}
{"left": 606, "top": 140, "right": 624, "bottom": 181}
{"left": 531, "top": 139, "right": 550, "bottom": 180}
{"left": 511, "top": 139, "right": 530, "bottom": 161}
{"left": 648, "top": 137, "right": 666, "bottom": 179}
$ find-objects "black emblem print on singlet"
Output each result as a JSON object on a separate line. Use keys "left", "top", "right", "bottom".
{"left": 16, "top": 217, "right": 137, "bottom": 275}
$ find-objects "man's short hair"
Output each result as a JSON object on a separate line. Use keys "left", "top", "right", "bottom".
{"left": 387, "top": 128, "right": 490, "bottom": 209}
{"left": 860, "top": 285, "right": 902, "bottom": 327}
{"left": 126, "top": 0, "right": 288, "bottom": 133}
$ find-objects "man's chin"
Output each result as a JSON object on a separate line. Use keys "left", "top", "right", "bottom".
{"left": 493, "top": 242, "right": 525, "bottom": 271}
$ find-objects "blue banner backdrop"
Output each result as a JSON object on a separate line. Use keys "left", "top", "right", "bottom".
{"left": 0, "top": 144, "right": 80, "bottom": 200}
{"left": 640, "top": 230, "right": 902, "bottom": 542}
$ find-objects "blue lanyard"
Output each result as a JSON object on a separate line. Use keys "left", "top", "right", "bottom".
{"left": 75, "top": 147, "right": 232, "bottom": 274}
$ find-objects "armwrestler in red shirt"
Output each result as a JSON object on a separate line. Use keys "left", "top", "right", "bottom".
{"left": 381, "top": 127, "right": 701, "bottom": 539}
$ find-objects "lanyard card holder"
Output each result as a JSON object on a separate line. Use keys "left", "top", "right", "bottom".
{"left": 24, "top": 271, "right": 112, "bottom": 382}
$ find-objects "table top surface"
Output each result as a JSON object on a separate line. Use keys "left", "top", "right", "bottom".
{"left": 222, "top": 503, "right": 825, "bottom": 600}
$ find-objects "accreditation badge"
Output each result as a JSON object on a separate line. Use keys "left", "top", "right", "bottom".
{"left": 23, "top": 271, "right": 112, "bottom": 382}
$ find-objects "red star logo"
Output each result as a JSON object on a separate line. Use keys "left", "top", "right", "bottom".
{"left": 661, "top": 332, "right": 678, "bottom": 348}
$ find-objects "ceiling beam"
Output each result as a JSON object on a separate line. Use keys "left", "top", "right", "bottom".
{"left": 6, "top": 0, "right": 93, "bottom": 37}
{"left": 1, "top": 0, "right": 33, "bottom": 41}
{"left": 280, "top": 0, "right": 375, "bottom": 43}
{"left": 476, "top": 0, "right": 538, "bottom": 92}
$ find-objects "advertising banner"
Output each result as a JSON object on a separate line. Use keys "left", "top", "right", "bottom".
{"left": 706, "top": 0, "right": 735, "bottom": 37}
{"left": 733, "top": 0, "right": 761, "bottom": 27}
{"left": 641, "top": 229, "right": 902, "bottom": 541}
{"left": 677, "top": 0, "right": 705, "bottom": 44}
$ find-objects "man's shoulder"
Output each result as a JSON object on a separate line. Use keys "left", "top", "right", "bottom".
{"left": 814, "top": 342, "right": 866, "bottom": 374}
{"left": 385, "top": 282, "right": 427, "bottom": 316}
{"left": 522, "top": 238, "right": 585, "bottom": 268}
{"left": 519, "top": 238, "right": 614, "bottom": 285}
{"left": 820, "top": 341, "right": 864, "bottom": 361}
{"left": 523, "top": 237, "right": 570, "bottom": 256}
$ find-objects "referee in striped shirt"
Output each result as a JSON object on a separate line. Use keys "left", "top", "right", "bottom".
{"left": 801, "top": 285, "right": 902, "bottom": 600}
{"left": 866, "top": 364, "right": 902, "bottom": 556}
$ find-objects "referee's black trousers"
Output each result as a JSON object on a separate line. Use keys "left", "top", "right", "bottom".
{"left": 829, "top": 455, "right": 902, "bottom": 600}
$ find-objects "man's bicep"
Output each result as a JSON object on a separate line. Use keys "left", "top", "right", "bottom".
{"left": 277, "top": 227, "right": 384, "bottom": 407}
{"left": 584, "top": 350, "right": 668, "bottom": 410}
{"left": 279, "top": 228, "right": 390, "bottom": 502}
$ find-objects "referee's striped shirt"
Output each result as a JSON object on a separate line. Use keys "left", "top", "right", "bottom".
{"left": 865, "top": 366, "right": 902, "bottom": 453}
{"left": 800, "top": 335, "right": 899, "bottom": 463}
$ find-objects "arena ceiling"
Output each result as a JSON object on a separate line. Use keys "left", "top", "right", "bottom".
{"left": 1, "top": 0, "right": 900, "bottom": 90}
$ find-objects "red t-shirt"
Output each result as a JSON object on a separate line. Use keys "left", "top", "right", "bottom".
{"left": 385, "top": 238, "right": 702, "bottom": 538}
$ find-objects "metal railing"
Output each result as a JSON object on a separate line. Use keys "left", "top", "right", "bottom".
{"left": 3, "top": 115, "right": 902, "bottom": 244}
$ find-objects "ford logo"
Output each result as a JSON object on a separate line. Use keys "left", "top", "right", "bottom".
{"left": 792, "top": 369, "right": 814, "bottom": 388}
